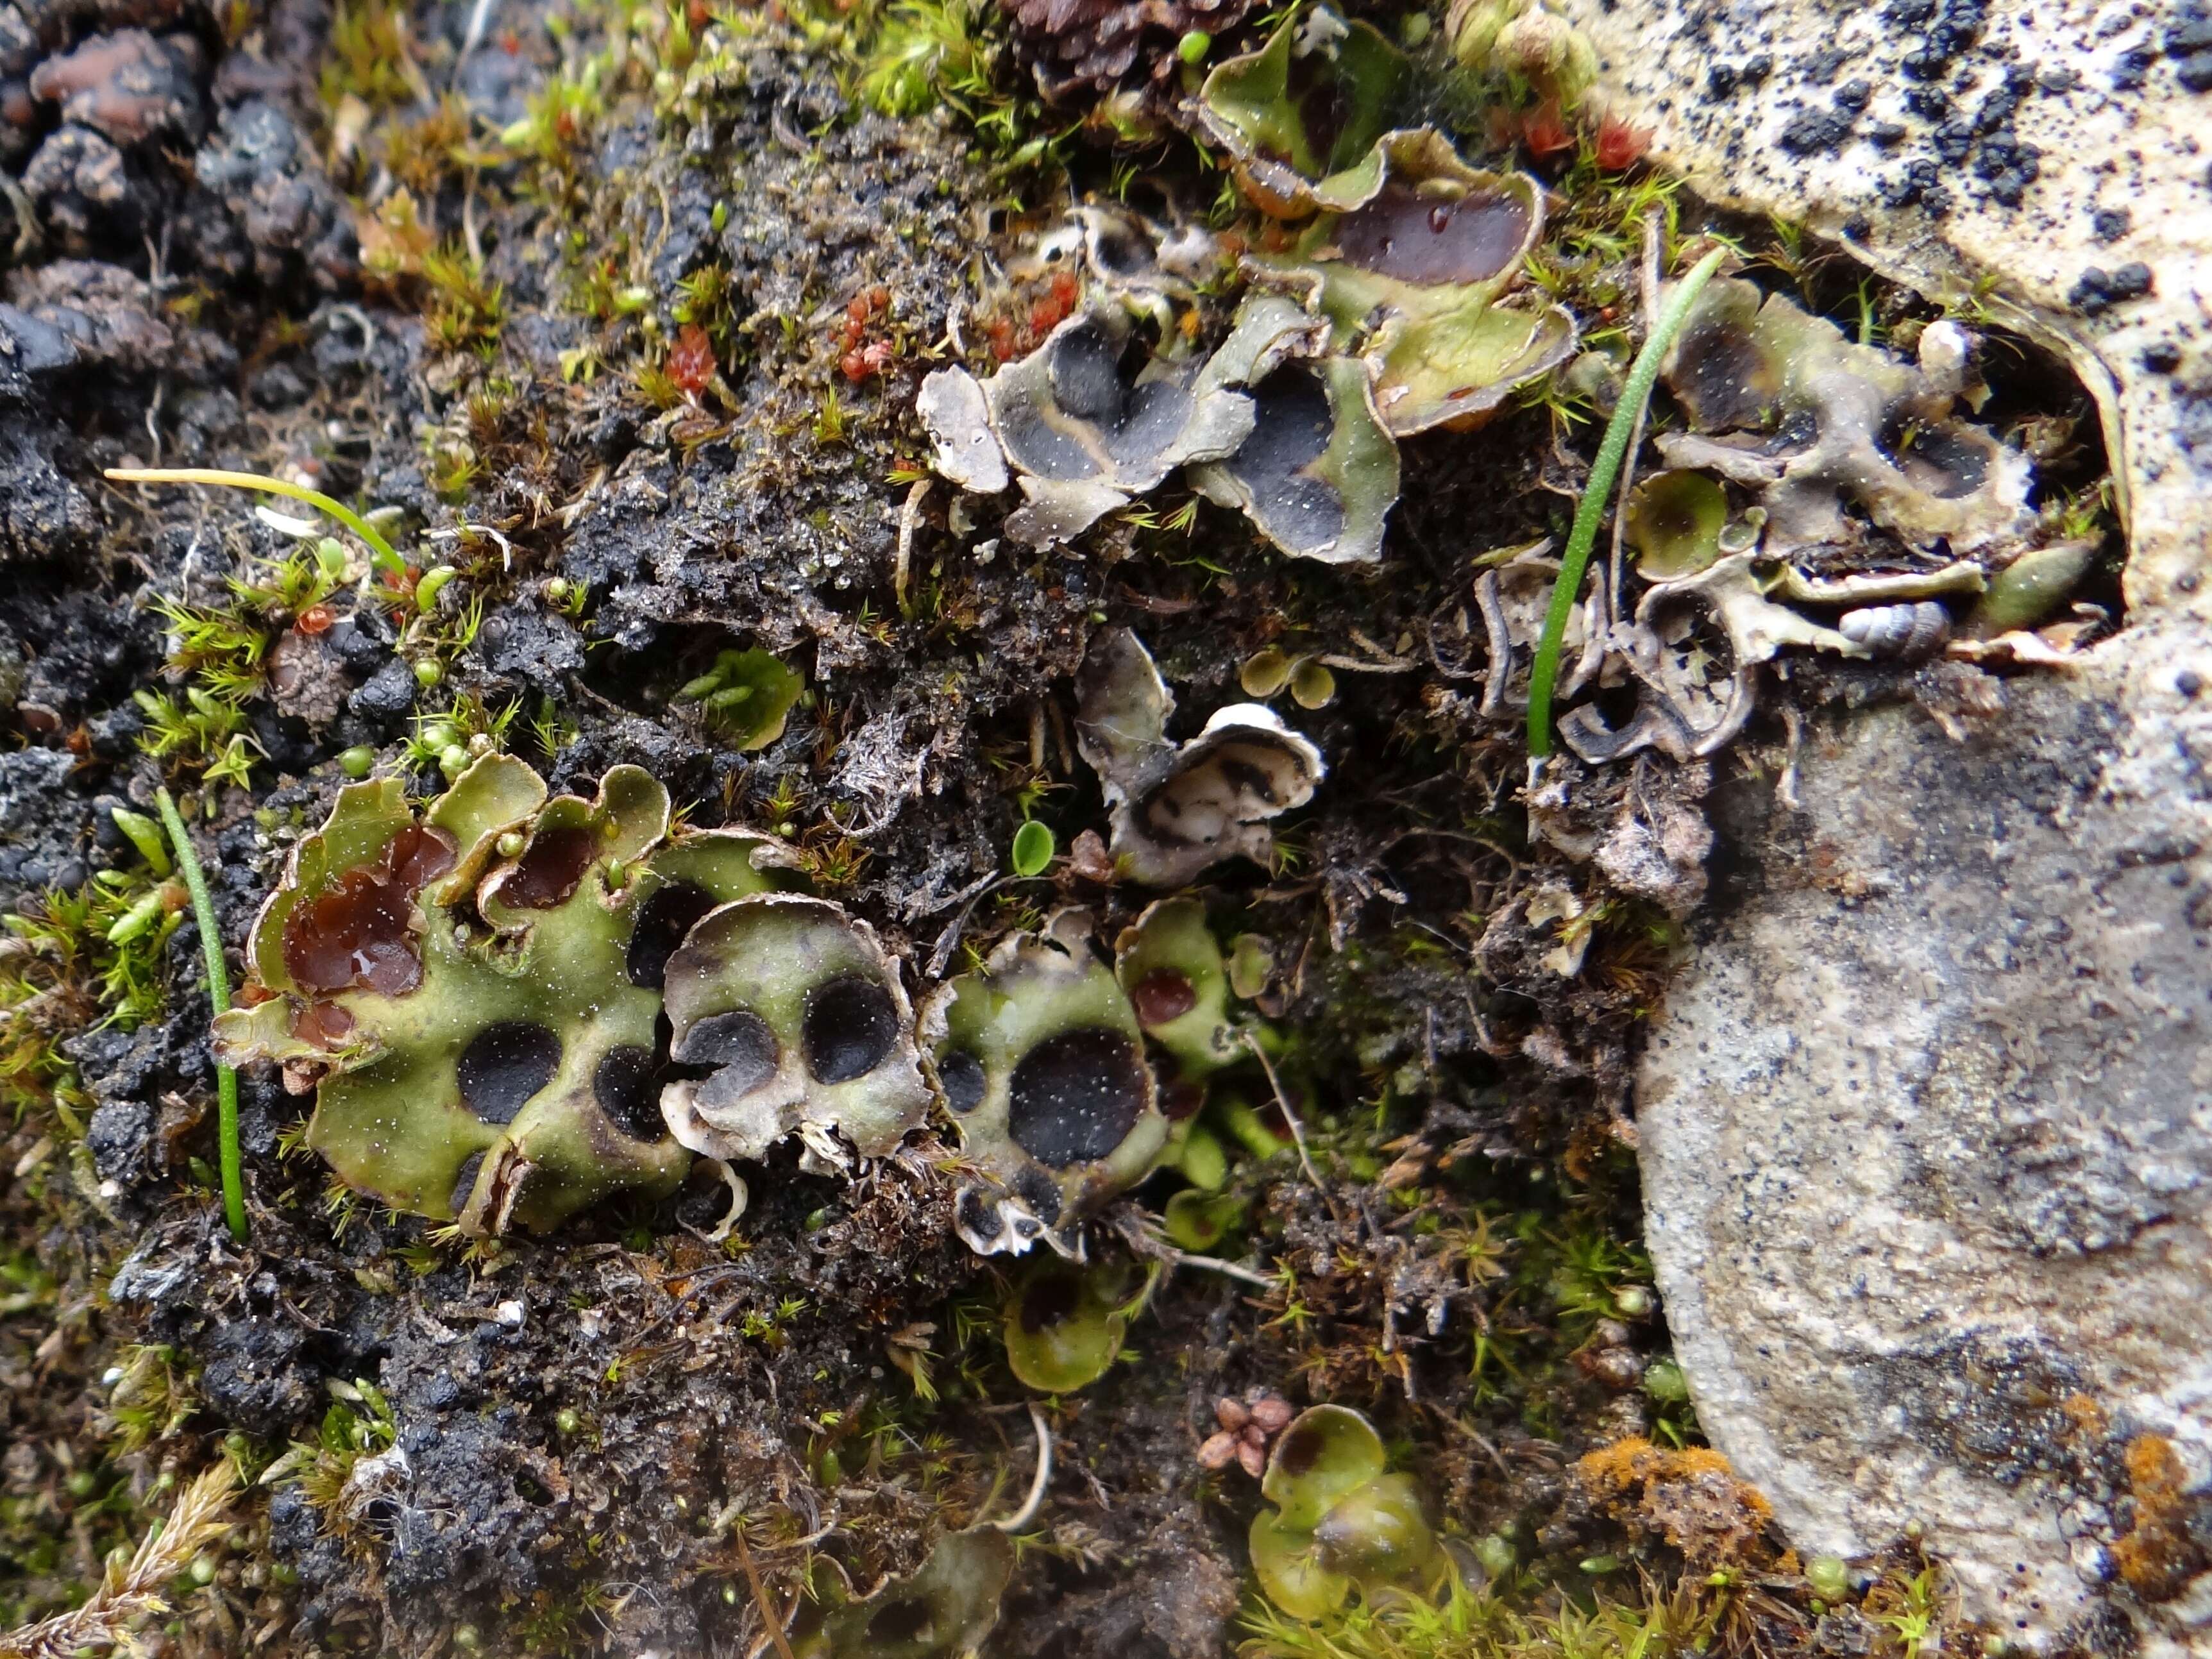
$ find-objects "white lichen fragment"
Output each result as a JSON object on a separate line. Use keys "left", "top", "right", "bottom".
{"left": 1076, "top": 627, "right": 1325, "bottom": 887}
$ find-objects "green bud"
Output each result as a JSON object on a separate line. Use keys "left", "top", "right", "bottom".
{"left": 1806, "top": 1555, "right": 1852, "bottom": 1602}
{"left": 1290, "top": 659, "right": 1337, "bottom": 711}
{"left": 555, "top": 1408, "right": 582, "bottom": 1436}
{"left": 497, "top": 830, "right": 526, "bottom": 859}
{"left": 189, "top": 1552, "right": 219, "bottom": 1585}
{"left": 1474, "top": 1531, "right": 1518, "bottom": 1580}
{"left": 414, "top": 565, "right": 460, "bottom": 614}
{"left": 1002, "top": 1258, "right": 1129, "bottom": 1394}
{"left": 106, "top": 888, "right": 169, "bottom": 946}
{"left": 339, "top": 746, "right": 376, "bottom": 779}
{"left": 316, "top": 537, "right": 348, "bottom": 578}
{"left": 65, "top": 1469, "right": 99, "bottom": 1499}
{"left": 1249, "top": 1507, "right": 1352, "bottom": 1621}
{"left": 412, "top": 659, "right": 444, "bottom": 689}
{"left": 439, "top": 744, "right": 470, "bottom": 779}
{"left": 1169, "top": 1123, "right": 1229, "bottom": 1193}
{"left": 1642, "top": 1356, "right": 1690, "bottom": 1402}
{"left": 1163, "top": 1186, "right": 1243, "bottom": 1252}
{"left": 1580, "top": 1554, "right": 1620, "bottom": 1575}
{"left": 1238, "top": 646, "right": 1291, "bottom": 698}
{"left": 1964, "top": 539, "right": 2097, "bottom": 637}
{"left": 1176, "top": 28, "right": 1212, "bottom": 62}
{"left": 1217, "top": 1094, "right": 1291, "bottom": 1160}
{"left": 1227, "top": 934, "right": 1274, "bottom": 1000}
{"left": 711, "top": 201, "right": 729, "bottom": 233}
{"left": 1312, "top": 1472, "right": 1437, "bottom": 1583}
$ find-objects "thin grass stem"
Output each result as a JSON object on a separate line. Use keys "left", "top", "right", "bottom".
{"left": 155, "top": 787, "right": 246, "bottom": 1244}
{"left": 1527, "top": 246, "right": 1728, "bottom": 757}
{"left": 106, "top": 467, "right": 405, "bottom": 580}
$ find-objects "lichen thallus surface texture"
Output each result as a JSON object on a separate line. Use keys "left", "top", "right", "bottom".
{"left": 215, "top": 714, "right": 1258, "bottom": 1254}
{"left": 0, "top": 0, "right": 2122, "bottom": 1647}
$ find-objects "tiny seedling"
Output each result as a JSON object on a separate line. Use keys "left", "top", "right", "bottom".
{"left": 106, "top": 469, "right": 407, "bottom": 584}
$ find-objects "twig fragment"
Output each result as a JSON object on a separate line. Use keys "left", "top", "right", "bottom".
{"left": 1244, "top": 1031, "right": 1323, "bottom": 1192}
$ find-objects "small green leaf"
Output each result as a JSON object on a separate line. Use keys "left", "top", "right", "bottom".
{"left": 1163, "top": 1185, "right": 1244, "bottom": 1249}
{"left": 414, "top": 565, "right": 459, "bottom": 613}
{"left": 1262, "top": 1404, "right": 1388, "bottom": 1531}
{"left": 1010, "top": 820, "right": 1056, "bottom": 877}
{"left": 109, "top": 808, "right": 172, "bottom": 876}
{"left": 1002, "top": 1258, "right": 1128, "bottom": 1393}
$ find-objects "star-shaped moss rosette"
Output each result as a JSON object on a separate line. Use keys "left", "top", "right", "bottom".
{"left": 215, "top": 757, "right": 793, "bottom": 1234}
{"left": 1194, "top": 4, "right": 1406, "bottom": 221}
{"left": 1188, "top": 294, "right": 1401, "bottom": 566}
{"left": 917, "top": 306, "right": 1256, "bottom": 547}
{"left": 1655, "top": 280, "right": 2034, "bottom": 557}
{"left": 1251, "top": 131, "right": 1578, "bottom": 437}
{"left": 1248, "top": 1405, "right": 1440, "bottom": 1621}
{"left": 918, "top": 910, "right": 1168, "bottom": 1257}
{"left": 657, "top": 894, "right": 934, "bottom": 1175}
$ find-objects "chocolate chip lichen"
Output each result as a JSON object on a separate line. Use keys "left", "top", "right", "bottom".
{"left": 918, "top": 910, "right": 1169, "bottom": 1256}
{"left": 657, "top": 894, "right": 934, "bottom": 1174}
{"left": 1074, "top": 627, "right": 1325, "bottom": 887}
{"left": 215, "top": 758, "right": 793, "bottom": 1234}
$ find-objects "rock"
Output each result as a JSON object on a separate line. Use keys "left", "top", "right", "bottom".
{"left": 6, "top": 258, "right": 233, "bottom": 382}
{"left": 1639, "top": 637, "right": 2212, "bottom": 1655}
{"left": 189, "top": 99, "right": 358, "bottom": 292}
{"left": 0, "top": 415, "right": 96, "bottom": 562}
{"left": 1558, "top": 0, "right": 2212, "bottom": 1649}
{"left": 346, "top": 655, "right": 418, "bottom": 726}
{"left": 1558, "top": 0, "right": 2209, "bottom": 613}
{"left": 84, "top": 1097, "right": 150, "bottom": 1182}
{"left": 27, "top": 29, "right": 205, "bottom": 146}
{"left": 19, "top": 121, "right": 144, "bottom": 246}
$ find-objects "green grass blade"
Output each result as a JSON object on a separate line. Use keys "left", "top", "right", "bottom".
{"left": 155, "top": 787, "right": 247, "bottom": 1244}
{"left": 107, "top": 467, "right": 405, "bottom": 582}
{"left": 1526, "top": 246, "right": 1728, "bottom": 758}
